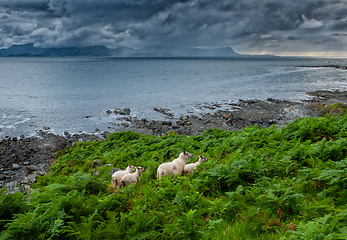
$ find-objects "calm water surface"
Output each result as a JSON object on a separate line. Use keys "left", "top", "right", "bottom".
{"left": 1, "top": 57, "right": 346, "bottom": 138}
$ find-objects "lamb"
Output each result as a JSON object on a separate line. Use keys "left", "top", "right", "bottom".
{"left": 120, "top": 167, "right": 146, "bottom": 187}
{"left": 184, "top": 156, "right": 208, "bottom": 175}
{"left": 111, "top": 164, "right": 135, "bottom": 188}
{"left": 157, "top": 151, "right": 193, "bottom": 179}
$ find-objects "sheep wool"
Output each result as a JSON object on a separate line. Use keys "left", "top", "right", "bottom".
{"left": 157, "top": 151, "right": 193, "bottom": 179}
{"left": 111, "top": 165, "right": 135, "bottom": 188}
{"left": 184, "top": 156, "right": 208, "bottom": 175}
{"left": 120, "top": 166, "right": 146, "bottom": 187}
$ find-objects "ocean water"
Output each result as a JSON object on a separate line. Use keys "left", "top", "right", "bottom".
{"left": 1, "top": 57, "right": 346, "bottom": 139}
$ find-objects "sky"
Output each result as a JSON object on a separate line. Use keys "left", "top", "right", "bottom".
{"left": 0, "top": 0, "right": 346, "bottom": 57}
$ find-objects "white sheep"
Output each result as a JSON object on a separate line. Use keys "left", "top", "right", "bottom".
{"left": 111, "top": 164, "right": 135, "bottom": 188}
{"left": 184, "top": 156, "right": 208, "bottom": 175}
{"left": 156, "top": 151, "right": 193, "bottom": 179}
{"left": 120, "top": 166, "right": 146, "bottom": 187}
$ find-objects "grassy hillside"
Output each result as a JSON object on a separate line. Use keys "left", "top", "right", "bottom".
{"left": 1, "top": 113, "right": 347, "bottom": 239}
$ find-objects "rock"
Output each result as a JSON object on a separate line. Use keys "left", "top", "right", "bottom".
{"left": 176, "top": 120, "right": 184, "bottom": 126}
{"left": 3, "top": 149, "right": 24, "bottom": 164}
{"left": 154, "top": 108, "right": 174, "bottom": 117}
{"left": 25, "top": 165, "right": 42, "bottom": 174}
{"left": 92, "top": 159, "right": 101, "bottom": 168}
{"left": 103, "top": 164, "right": 113, "bottom": 167}
{"left": 93, "top": 169, "right": 99, "bottom": 176}
{"left": 5, "top": 181, "right": 20, "bottom": 194}
{"left": 12, "top": 163, "right": 21, "bottom": 170}
{"left": 223, "top": 114, "right": 233, "bottom": 119}
{"left": 226, "top": 119, "right": 234, "bottom": 124}
{"left": 37, "top": 163, "right": 48, "bottom": 172}
{"left": 54, "top": 138, "right": 69, "bottom": 151}
{"left": 20, "top": 184, "right": 31, "bottom": 192}
{"left": 109, "top": 168, "right": 122, "bottom": 176}
{"left": 117, "top": 108, "right": 131, "bottom": 115}
{"left": 22, "top": 173, "right": 37, "bottom": 184}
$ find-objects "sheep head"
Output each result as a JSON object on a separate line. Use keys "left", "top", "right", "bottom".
{"left": 126, "top": 164, "right": 135, "bottom": 173}
{"left": 183, "top": 151, "right": 193, "bottom": 159}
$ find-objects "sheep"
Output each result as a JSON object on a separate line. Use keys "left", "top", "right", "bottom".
{"left": 157, "top": 151, "right": 193, "bottom": 179}
{"left": 184, "top": 156, "right": 208, "bottom": 175}
{"left": 120, "top": 166, "right": 146, "bottom": 187}
{"left": 111, "top": 164, "right": 135, "bottom": 188}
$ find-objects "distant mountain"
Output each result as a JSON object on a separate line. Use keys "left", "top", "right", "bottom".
{"left": 7, "top": 53, "right": 41, "bottom": 57}
{"left": 0, "top": 43, "right": 277, "bottom": 58}
{"left": 0, "top": 43, "right": 41, "bottom": 56}
{"left": 0, "top": 44, "right": 112, "bottom": 57}
{"left": 114, "top": 45, "right": 241, "bottom": 57}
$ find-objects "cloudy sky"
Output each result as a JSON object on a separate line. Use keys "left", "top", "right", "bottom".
{"left": 0, "top": 0, "right": 346, "bottom": 57}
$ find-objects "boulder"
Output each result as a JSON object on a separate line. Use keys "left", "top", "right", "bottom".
{"left": 109, "top": 168, "right": 122, "bottom": 176}
{"left": 22, "top": 173, "right": 38, "bottom": 184}
{"left": 92, "top": 159, "right": 101, "bottom": 168}
{"left": 12, "top": 163, "right": 21, "bottom": 170}
{"left": 20, "top": 184, "right": 31, "bottom": 192}
{"left": 25, "top": 165, "right": 42, "bottom": 174}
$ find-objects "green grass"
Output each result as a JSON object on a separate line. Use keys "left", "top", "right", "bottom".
{"left": 1, "top": 113, "right": 347, "bottom": 239}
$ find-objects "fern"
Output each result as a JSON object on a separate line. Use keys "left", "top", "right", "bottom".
{"left": 3, "top": 114, "right": 347, "bottom": 239}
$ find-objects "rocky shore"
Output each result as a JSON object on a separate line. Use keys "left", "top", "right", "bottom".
{"left": 296, "top": 65, "right": 347, "bottom": 71}
{"left": 1, "top": 90, "right": 347, "bottom": 193}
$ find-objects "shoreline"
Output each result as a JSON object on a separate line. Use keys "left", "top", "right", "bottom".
{"left": 1, "top": 90, "right": 347, "bottom": 193}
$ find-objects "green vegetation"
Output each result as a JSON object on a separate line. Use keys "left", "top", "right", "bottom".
{"left": 1, "top": 113, "right": 347, "bottom": 239}
{"left": 312, "top": 102, "right": 347, "bottom": 116}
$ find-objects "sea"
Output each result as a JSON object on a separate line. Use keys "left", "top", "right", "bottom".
{"left": 1, "top": 57, "right": 347, "bottom": 139}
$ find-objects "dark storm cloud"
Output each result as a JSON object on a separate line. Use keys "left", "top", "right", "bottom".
{"left": 0, "top": 0, "right": 346, "bottom": 56}
{"left": 0, "top": 0, "right": 49, "bottom": 12}
{"left": 288, "top": 36, "right": 300, "bottom": 40}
